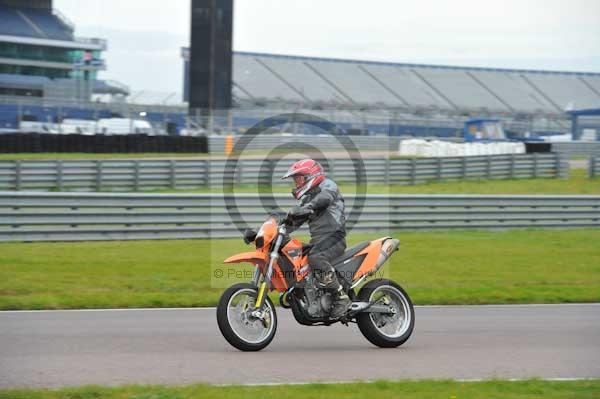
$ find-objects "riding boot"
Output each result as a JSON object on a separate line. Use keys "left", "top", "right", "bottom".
{"left": 329, "top": 285, "right": 351, "bottom": 319}
{"left": 317, "top": 268, "right": 351, "bottom": 319}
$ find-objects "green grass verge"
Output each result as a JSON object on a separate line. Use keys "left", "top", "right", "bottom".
{"left": 137, "top": 169, "right": 599, "bottom": 195}
{"left": 1, "top": 229, "right": 599, "bottom": 310}
{"left": 0, "top": 379, "right": 598, "bottom": 399}
{"left": 570, "top": 155, "right": 589, "bottom": 161}
{"left": 377, "top": 169, "right": 598, "bottom": 195}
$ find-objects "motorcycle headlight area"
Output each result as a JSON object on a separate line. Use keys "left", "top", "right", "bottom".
{"left": 255, "top": 236, "right": 264, "bottom": 249}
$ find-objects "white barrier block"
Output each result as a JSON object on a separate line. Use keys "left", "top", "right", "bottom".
{"left": 399, "top": 139, "right": 529, "bottom": 157}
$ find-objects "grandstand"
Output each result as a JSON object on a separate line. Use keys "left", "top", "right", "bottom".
{"left": 182, "top": 50, "right": 600, "bottom": 117}
{"left": 0, "top": 0, "right": 128, "bottom": 99}
{"left": 178, "top": 49, "right": 600, "bottom": 138}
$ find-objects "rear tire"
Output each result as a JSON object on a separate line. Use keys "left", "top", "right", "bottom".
{"left": 356, "top": 279, "right": 414, "bottom": 348}
{"left": 216, "top": 283, "right": 277, "bottom": 351}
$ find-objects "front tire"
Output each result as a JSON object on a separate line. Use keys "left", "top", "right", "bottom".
{"left": 356, "top": 279, "right": 415, "bottom": 348}
{"left": 216, "top": 283, "right": 277, "bottom": 351}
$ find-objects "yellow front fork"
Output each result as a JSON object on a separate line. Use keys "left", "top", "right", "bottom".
{"left": 254, "top": 281, "right": 268, "bottom": 309}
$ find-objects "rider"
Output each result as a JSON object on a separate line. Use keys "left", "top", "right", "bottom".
{"left": 243, "top": 159, "right": 351, "bottom": 319}
{"left": 282, "top": 159, "right": 351, "bottom": 319}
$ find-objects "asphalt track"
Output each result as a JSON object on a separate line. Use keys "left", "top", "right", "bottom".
{"left": 1, "top": 304, "right": 599, "bottom": 388}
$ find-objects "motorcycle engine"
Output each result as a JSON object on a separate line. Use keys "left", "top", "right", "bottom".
{"left": 302, "top": 274, "right": 332, "bottom": 318}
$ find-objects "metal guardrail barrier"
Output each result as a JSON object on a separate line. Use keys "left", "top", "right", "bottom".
{"left": 0, "top": 153, "right": 567, "bottom": 191}
{"left": 552, "top": 142, "right": 600, "bottom": 157}
{"left": 1, "top": 191, "right": 598, "bottom": 242}
{"left": 590, "top": 156, "right": 600, "bottom": 178}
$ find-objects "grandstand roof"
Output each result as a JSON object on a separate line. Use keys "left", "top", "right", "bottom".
{"left": 0, "top": 4, "right": 73, "bottom": 41}
{"left": 184, "top": 50, "right": 600, "bottom": 115}
{"left": 236, "top": 51, "right": 600, "bottom": 77}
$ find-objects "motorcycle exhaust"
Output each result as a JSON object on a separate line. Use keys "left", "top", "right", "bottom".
{"left": 374, "top": 238, "right": 400, "bottom": 271}
{"left": 352, "top": 238, "right": 400, "bottom": 288}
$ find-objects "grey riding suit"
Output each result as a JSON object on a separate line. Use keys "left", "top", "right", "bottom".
{"left": 289, "top": 178, "right": 347, "bottom": 283}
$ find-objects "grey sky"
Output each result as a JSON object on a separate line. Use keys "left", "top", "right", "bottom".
{"left": 55, "top": 0, "right": 600, "bottom": 95}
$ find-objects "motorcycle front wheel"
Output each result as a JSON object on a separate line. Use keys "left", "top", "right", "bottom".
{"left": 216, "top": 283, "right": 277, "bottom": 351}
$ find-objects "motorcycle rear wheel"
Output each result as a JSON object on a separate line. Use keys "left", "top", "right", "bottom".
{"left": 216, "top": 283, "right": 277, "bottom": 351}
{"left": 356, "top": 279, "right": 414, "bottom": 348}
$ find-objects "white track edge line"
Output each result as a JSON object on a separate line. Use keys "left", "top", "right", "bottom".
{"left": 2, "top": 302, "right": 600, "bottom": 313}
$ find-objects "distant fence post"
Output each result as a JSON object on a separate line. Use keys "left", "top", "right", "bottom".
{"left": 204, "top": 159, "right": 210, "bottom": 186}
{"left": 533, "top": 153, "right": 539, "bottom": 178}
{"left": 14, "top": 160, "right": 22, "bottom": 191}
{"left": 133, "top": 160, "right": 140, "bottom": 191}
{"left": 95, "top": 160, "right": 102, "bottom": 191}
{"left": 436, "top": 157, "right": 442, "bottom": 181}
{"left": 510, "top": 154, "right": 516, "bottom": 178}
{"left": 236, "top": 159, "right": 243, "bottom": 185}
{"left": 170, "top": 160, "right": 177, "bottom": 189}
{"left": 410, "top": 158, "right": 416, "bottom": 185}
{"left": 590, "top": 156, "right": 597, "bottom": 179}
{"left": 557, "top": 153, "right": 569, "bottom": 179}
{"left": 461, "top": 157, "right": 467, "bottom": 179}
{"left": 384, "top": 158, "right": 390, "bottom": 185}
{"left": 56, "top": 160, "right": 64, "bottom": 191}
{"left": 486, "top": 155, "right": 492, "bottom": 179}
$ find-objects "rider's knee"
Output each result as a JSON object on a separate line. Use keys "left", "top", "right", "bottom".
{"left": 308, "top": 252, "right": 326, "bottom": 271}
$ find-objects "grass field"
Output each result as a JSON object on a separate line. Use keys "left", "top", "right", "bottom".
{"left": 376, "top": 169, "right": 598, "bottom": 194}
{"left": 0, "top": 379, "right": 598, "bottom": 399}
{"left": 1, "top": 229, "right": 598, "bottom": 310}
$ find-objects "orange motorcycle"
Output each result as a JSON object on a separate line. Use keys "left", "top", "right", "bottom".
{"left": 216, "top": 211, "right": 415, "bottom": 351}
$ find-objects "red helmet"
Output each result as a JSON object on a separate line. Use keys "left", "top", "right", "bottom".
{"left": 281, "top": 159, "right": 325, "bottom": 199}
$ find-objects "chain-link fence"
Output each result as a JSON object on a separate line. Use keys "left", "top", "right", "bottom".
{"left": 0, "top": 95, "right": 571, "bottom": 138}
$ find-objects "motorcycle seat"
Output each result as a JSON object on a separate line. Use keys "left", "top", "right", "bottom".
{"left": 332, "top": 241, "right": 370, "bottom": 266}
{"left": 332, "top": 241, "right": 370, "bottom": 284}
